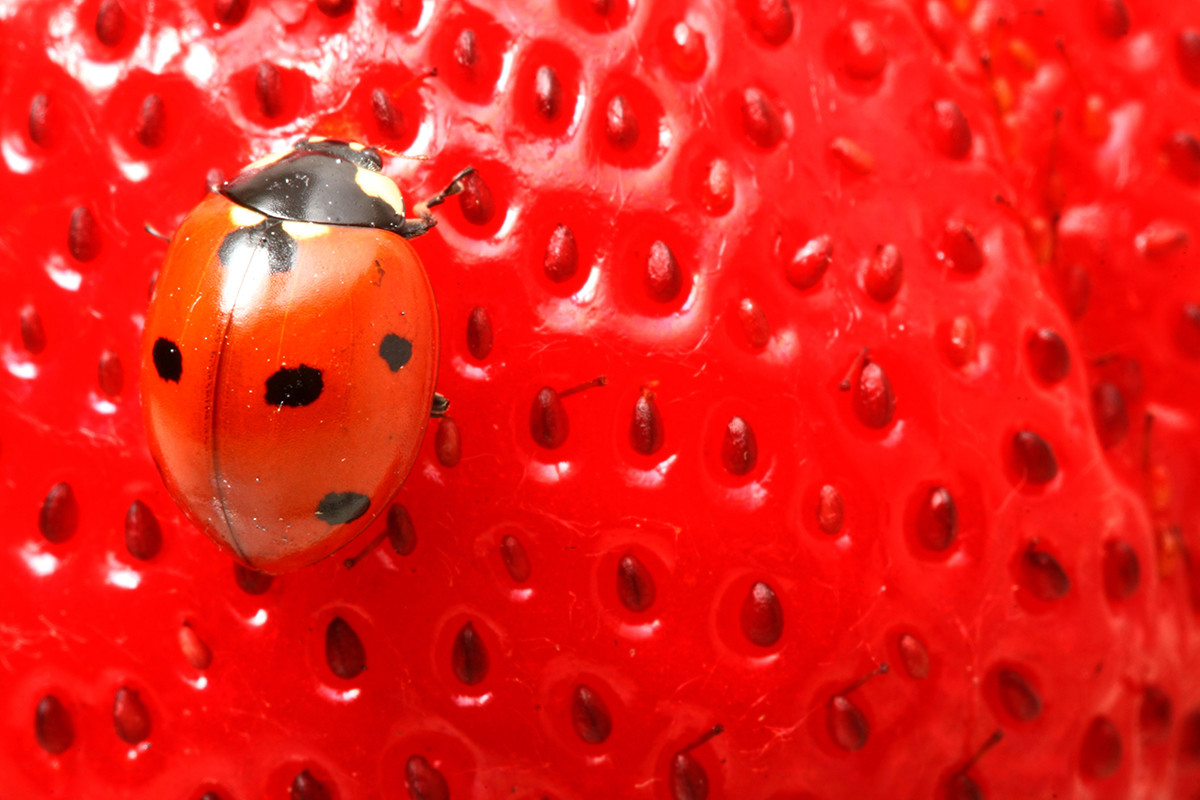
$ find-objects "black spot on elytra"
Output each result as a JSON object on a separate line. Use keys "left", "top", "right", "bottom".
{"left": 265, "top": 365, "right": 323, "bottom": 407}
{"left": 152, "top": 337, "right": 182, "bottom": 382}
{"left": 218, "top": 218, "right": 298, "bottom": 274}
{"left": 316, "top": 492, "right": 370, "bottom": 525}
{"left": 379, "top": 333, "right": 413, "bottom": 372}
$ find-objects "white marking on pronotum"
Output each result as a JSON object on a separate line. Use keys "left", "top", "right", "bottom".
{"left": 354, "top": 168, "right": 406, "bottom": 217}
{"left": 281, "top": 220, "right": 331, "bottom": 240}
{"left": 229, "top": 205, "right": 265, "bottom": 228}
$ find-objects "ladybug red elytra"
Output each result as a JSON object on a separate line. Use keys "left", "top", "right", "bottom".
{"left": 141, "top": 137, "right": 472, "bottom": 573}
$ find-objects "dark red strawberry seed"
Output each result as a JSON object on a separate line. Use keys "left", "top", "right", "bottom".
{"left": 372, "top": 89, "right": 403, "bottom": 138}
{"left": 816, "top": 484, "right": 844, "bottom": 535}
{"left": 213, "top": 0, "right": 249, "bottom": 25}
{"left": 698, "top": 157, "right": 734, "bottom": 214}
{"left": 938, "top": 219, "right": 983, "bottom": 274}
{"left": 325, "top": 617, "right": 366, "bottom": 679}
{"left": 254, "top": 62, "right": 283, "bottom": 117}
{"left": 530, "top": 387, "right": 568, "bottom": 449}
{"left": 740, "top": 87, "right": 782, "bottom": 148}
{"left": 458, "top": 170, "right": 495, "bottom": 225}
{"left": 786, "top": 234, "right": 832, "bottom": 290}
{"left": 39, "top": 482, "right": 78, "bottom": 543}
{"left": 630, "top": 389, "right": 664, "bottom": 455}
{"left": 291, "top": 769, "right": 331, "bottom": 800}
{"left": 1092, "top": 382, "right": 1129, "bottom": 448}
{"left": 135, "top": 94, "right": 166, "bottom": 148}
{"left": 897, "top": 633, "right": 930, "bottom": 679}
{"left": 670, "top": 750, "right": 709, "bottom": 800}
{"left": 931, "top": 99, "right": 972, "bottom": 159}
{"left": 500, "top": 534, "right": 531, "bottom": 582}
{"left": 19, "top": 304, "right": 46, "bottom": 353}
{"left": 35, "top": 695, "right": 74, "bottom": 754}
{"left": 1094, "top": 0, "right": 1130, "bottom": 39}
{"left": 1027, "top": 329, "right": 1070, "bottom": 384}
{"left": 605, "top": 95, "right": 639, "bottom": 150}
{"left": 125, "top": 500, "right": 162, "bottom": 560}
{"left": 944, "top": 315, "right": 978, "bottom": 367}
{"left": 544, "top": 223, "right": 578, "bottom": 282}
{"left": 387, "top": 503, "right": 417, "bottom": 556}
{"left": 853, "top": 361, "right": 896, "bottom": 429}
{"left": 1103, "top": 539, "right": 1141, "bottom": 601}
{"left": 316, "top": 0, "right": 354, "bottom": 17}
{"left": 1178, "top": 303, "right": 1200, "bottom": 358}
{"left": 1012, "top": 431, "right": 1058, "bottom": 484}
{"left": 616, "top": 552, "right": 656, "bottom": 612}
{"left": 915, "top": 486, "right": 957, "bottom": 552}
{"left": 826, "top": 694, "right": 870, "bottom": 751}
{"left": 743, "top": 0, "right": 794, "bottom": 45}
{"left": 451, "top": 621, "right": 490, "bottom": 685}
{"left": 862, "top": 244, "right": 903, "bottom": 302}
{"left": 1180, "top": 30, "right": 1200, "bottom": 86}
{"left": 68, "top": 206, "right": 100, "bottom": 262}
{"left": 645, "top": 240, "right": 682, "bottom": 302}
{"left": 95, "top": 0, "right": 127, "bottom": 47}
{"left": 840, "top": 19, "right": 887, "bottom": 80}
{"left": 1021, "top": 544, "right": 1071, "bottom": 601}
{"left": 1139, "top": 687, "right": 1173, "bottom": 744}
{"left": 1080, "top": 716, "right": 1122, "bottom": 779}
{"left": 113, "top": 686, "right": 151, "bottom": 744}
{"left": 179, "top": 622, "right": 213, "bottom": 670}
{"left": 1164, "top": 132, "right": 1200, "bottom": 184}
{"left": 996, "top": 667, "right": 1042, "bottom": 721}
{"left": 534, "top": 65, "right": 562, "bottom": 120}
{"left": 740, "top": 580, "right": 782, "bottom": 647}
{"left": 435, "top": 417, "right": 462, "bottom": 467}
{"left": 660, "top": 20, "right": 706, "bottom": 80}
{"left": 98, "top": 349, "right": 124, "bottom": 397}
{"left": 737, "top": 298, "right": 770, "bottom": 348}
{"left": 721, "top": 416, "right": 758, "bottom": 475}
{"left": 28, "top": 93, "right": 52, "bottom": 146}
{"left": 466, "top": 306, "right": 494, "bottom": 359}
{"left": 571, "top": 684, "right": 612, "bottom": 744}
{"left": 405, "top": 755, "right": 450, "bottom": 800}
{"left": 454, "top": 29, "right": 478, "bottom": 71}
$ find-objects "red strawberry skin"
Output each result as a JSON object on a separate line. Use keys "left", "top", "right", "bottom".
{"left": 3, "top": 0, "right": 1200, "bottom": 798}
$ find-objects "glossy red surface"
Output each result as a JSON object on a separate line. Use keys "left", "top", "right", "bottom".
{"left": 2, "top": 0, "right": 1200, "bottom": 797}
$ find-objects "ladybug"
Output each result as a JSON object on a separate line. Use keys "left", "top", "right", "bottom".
{"left": 141, "top": 137, "right": 472, "bottom": 573}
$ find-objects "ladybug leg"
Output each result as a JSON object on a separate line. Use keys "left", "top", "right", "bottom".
{"left": 398, "top": 167, "right": 477, "bottom": 240}
{"left": 143, "top": 223, "right": 171, "bottom": 241}
{"left": 422, "top": 167, "right": 476, "bottom": 210}
{"left": 431, "top": 392, "right": 450, "bottom": 418}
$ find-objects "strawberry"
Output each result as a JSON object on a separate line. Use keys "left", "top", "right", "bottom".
{"left": 3, "top": 1, "right": 1200, "bottom": 799}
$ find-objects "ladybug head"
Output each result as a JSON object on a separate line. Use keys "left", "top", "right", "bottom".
{"left": 222, "top": 138, "right": 408, "bottom": 233}
{"left": 292, "top": 137, "right": 384, "bottom": 172}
